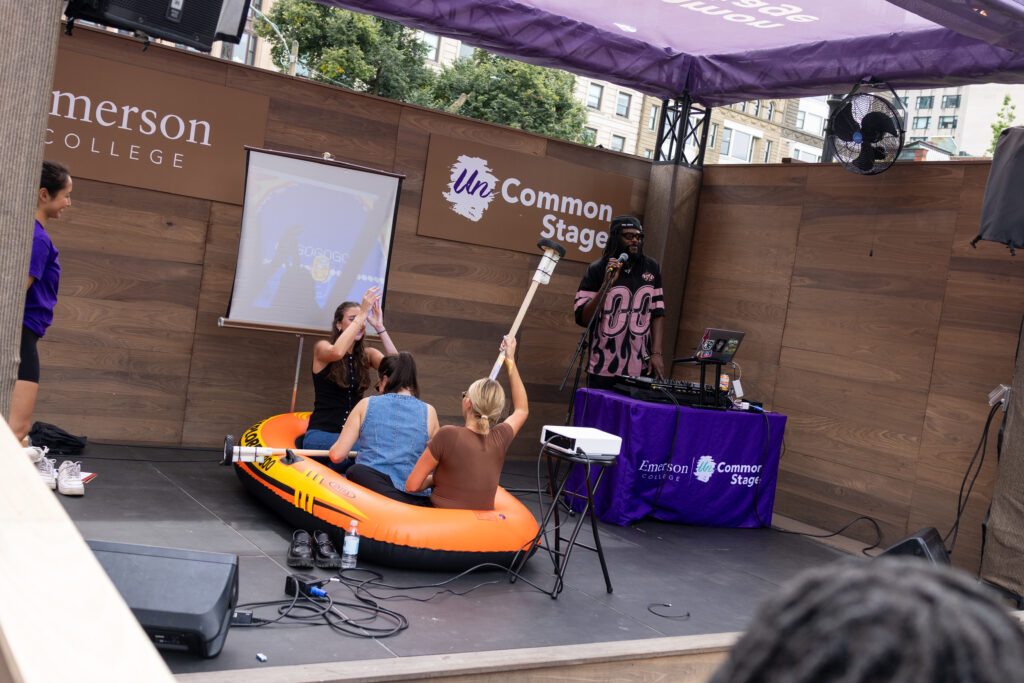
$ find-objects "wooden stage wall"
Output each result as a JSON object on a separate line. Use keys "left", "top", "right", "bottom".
{"left": 679, "top": 162, "right": 1024, "bottom": 571}
{"left": 35, "top": 29, "right": 649, "bottom": 460}
{"left": 34, "top": 30, "right": 1023, "bottom": 572}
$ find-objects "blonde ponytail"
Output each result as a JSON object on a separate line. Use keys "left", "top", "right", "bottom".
{"left": 465, "top": 378, "right": 505, "bottom": 434}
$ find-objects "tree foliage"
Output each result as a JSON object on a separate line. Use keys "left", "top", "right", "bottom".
{"left": 428, "top": 50, "right": 590, "bottom": 143}
{"left": 254, "top": 0, "right": 433, "bottom": 102}
{"left": 988, "top": 94, "right": 1017, "bottom": 156}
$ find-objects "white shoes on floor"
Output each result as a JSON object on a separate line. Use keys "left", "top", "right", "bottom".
{"left": 57, "top": 460, "right": 85, "bottom": 496}
{"left": 25, "top": 446, "right": 84, "bottom": 496}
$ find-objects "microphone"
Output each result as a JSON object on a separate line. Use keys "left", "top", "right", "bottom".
{"left": 607, "top": 253, "right": 628, "bottom": 272}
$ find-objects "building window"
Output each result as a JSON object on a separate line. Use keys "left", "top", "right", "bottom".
{"left": 938, "top": 115, "right": 958, "bottom": 129}
{"left": 796, "top": 110, "right": 824, "bottom": 135}
{"left": 584, "top": 127, "right": 597, "bottom": 146}
{"left": 763, "top": 139, "right": 772, "bottom": 163}
{"left": 610, "top": 135, "right": 626, "bottom": 152}
{"left": 941, "top": 94, "right": 961, "bottom": 108}
{"left": 900, "top": 96, "right": 909, "bottom": 108}
{"left": 721, "top": 127, "right": 753, "bottom": 162}
{"left": 916, "top": 95, "right": 934, "bottom": 109}
{"left": 912, "top": 116, "right": 931, "bottom": 129}
{"left": 709, "top": 123, "right": 718, "bottom": 148}
{"left": 587, "top": 83, "right": 603, "bottom": 109}
{"left": 643, "top": 149, "right": 653, "bottom": 159}
{"left": 753, "top": 101, "right": 761, "bottom": 117}
{"left": 458, "top": 43, "right": 476, "bottom": 60}
{"left": 222, "top": 30, "right": 258, "bottom": 65}
{"left": 220, "top": 1, "right": 260, "bottom": 65}
{"left": 648, "top": 104, "right": 659, "bottom": 131}
{"left": 910, "top": 136, "right": 927, "bottom": 142}
{"left": 765, "top": 102, "right": 774, "bottom": 121}
{"left": 792, "top": 148, "right": 821, "bottom": 163}
{"left": 739, "top": 101, "right": 747, "bottom": 113}
{"left": 616, "top": 92, "right": 632, "bottom": 117}
{"left": 420, "top": 32, "right": 440, "bottom": 61}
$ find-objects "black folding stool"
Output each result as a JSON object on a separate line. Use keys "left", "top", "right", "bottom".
{"left": 516, "top": 443, "right": 618, "bottom": 598}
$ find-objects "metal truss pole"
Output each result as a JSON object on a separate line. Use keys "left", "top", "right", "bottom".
{"left": 655, "top": 93, "right": 711, "bottom": 169}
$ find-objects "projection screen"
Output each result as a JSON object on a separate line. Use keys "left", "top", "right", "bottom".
{"left": 223, "top": 148, "right": 401, "bottom": 334}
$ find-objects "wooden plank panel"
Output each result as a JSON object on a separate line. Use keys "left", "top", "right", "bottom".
{"left": 802, "top": 163, "right": 965, "bottom": 210}
{"left": 51, "top": 178, "right": 209, "bottom": 265}
{"left": 60, "top": 25, "right": 229, "bottom": 86}
{"left": 774, "top": 365, "right": 926, "bottom": 441}
{"left": 701, "top": 164, "right": 808, "bottom": 188}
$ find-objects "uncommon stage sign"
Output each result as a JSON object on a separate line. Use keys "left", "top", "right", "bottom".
{"left": 47, "top": 47, "right": 269, "bottom": 204}
{"left": 418, "top": 135, "right": 636, "bottom": 262}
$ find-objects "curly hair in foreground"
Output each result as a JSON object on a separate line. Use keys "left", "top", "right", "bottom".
{"left": 708, "top": 557, "right": 1024, "bottom": 683}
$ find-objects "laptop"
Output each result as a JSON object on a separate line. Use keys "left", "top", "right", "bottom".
{"left": 695, "top": 328, "right": 745, "bottom": 362}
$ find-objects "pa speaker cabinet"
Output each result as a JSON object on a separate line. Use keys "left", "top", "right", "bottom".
{"left": 880, "top": 527, "right": 950, "bottom": 565}
{"left": 65, "top": 0, "right": 252, "bottom": 52}
{"left": 88, "top": 540, "right": 238, "bottom": 658}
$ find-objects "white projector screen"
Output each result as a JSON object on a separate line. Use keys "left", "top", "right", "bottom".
{"left": 224, "top": 148, "right": 401, "bottom": 334}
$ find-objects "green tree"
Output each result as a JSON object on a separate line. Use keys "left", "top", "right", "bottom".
{"left": 254, "top": 0, "right": 433, "bottom": 102}
{"left": 988, "top": 94, "right": 1017, "bottom": 155}
{"left": 428, "top": 50, "right": 590, "bottom": 143}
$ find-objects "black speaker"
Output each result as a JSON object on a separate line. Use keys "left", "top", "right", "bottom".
{"left": 880, "top": 527, "right": 950, "bottom": 565}
{"left": 88, "top": 540, "right": 238, "bottom": 658}
{"left": 65, "top": 0, "right": 253, "bottom": 52}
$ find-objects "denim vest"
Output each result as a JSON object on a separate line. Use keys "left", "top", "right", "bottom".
{"left": 355, "top": 393, "right": 429, "bottom": 495}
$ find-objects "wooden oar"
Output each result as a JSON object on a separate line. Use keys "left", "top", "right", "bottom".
{"left": 488, "top": 238, "right": 566, "bottom": 380}
{"left": 220, "top": 435, "right": 354, "bottom": 465}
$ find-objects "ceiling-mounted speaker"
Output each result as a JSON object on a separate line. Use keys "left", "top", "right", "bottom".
{"left": 64, "top": 0, "right": 253, "bottom": 52}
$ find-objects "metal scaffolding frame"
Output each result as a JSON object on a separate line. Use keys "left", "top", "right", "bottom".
{"left": 655, "top": 93, "right": 711, "bottom": 168}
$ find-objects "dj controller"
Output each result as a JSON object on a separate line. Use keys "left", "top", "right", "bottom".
{"left": 612, "top": 375, "right": 731, "bottom": 408}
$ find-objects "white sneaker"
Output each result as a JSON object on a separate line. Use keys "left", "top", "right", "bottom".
{"left": 57, "top": 461, "right": 85, "bottom": 496}
{"left": 37, "top": 457, "right": 57, "bottom": 490}
{"left": 24, "top": 445, "right": 48, "bottom": 463}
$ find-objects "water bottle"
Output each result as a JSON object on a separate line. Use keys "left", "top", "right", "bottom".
{"left": 341, "top": 519, "right": 359, "bottom": 569}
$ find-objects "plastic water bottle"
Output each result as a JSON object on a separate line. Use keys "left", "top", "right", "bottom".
{"left": 341, "top": 519, "right": 359, "bottom": 569}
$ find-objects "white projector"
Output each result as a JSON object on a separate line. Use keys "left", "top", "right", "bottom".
{"left": 540, "top": 425, "right": 622, "bottom": 457}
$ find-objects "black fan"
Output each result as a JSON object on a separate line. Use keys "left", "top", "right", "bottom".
{"left": 826, "top": 89, "right": 905, "bottom": 175}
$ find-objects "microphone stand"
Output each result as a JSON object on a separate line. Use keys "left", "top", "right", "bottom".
{"left": 560, "top": 267, "right": 618, "bottom": 426}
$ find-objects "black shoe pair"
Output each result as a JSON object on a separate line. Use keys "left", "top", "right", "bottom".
{"left": 286, "top": 529, "right": 341, "bottom": 569}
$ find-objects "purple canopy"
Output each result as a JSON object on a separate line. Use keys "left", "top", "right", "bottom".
{"left": 319, "top": 0, "right": 1024, "bottom": 105}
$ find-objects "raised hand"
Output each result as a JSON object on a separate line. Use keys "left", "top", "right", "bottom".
{"left": 360, "top": 286, "right": 380, "bottom": 314}
{"left": 501, "top": 335, "right": 517, "bottom": 362}
{"left": 368, "top": 298, "right": 384, "bottom": 331}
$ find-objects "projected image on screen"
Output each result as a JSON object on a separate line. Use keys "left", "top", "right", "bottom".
{"left": 226, "top": 149, "right": 401, "bottom": 332}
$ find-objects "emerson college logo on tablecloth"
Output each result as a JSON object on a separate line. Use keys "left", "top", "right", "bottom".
{"left": 692, "top": 455, "right": 763, "bottom": 488}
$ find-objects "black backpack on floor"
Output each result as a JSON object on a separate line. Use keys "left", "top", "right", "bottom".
{"left": 29, "top": 421, "right": 87, "bottom": 455}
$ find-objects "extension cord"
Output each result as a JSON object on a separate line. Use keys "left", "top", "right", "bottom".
{"left": 285, "top": 573, "right": 327, "bottom": 598}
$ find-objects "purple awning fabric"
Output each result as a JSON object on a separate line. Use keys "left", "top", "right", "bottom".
{"left": 319, "top": 0, "right": 1024, "bottom": 106}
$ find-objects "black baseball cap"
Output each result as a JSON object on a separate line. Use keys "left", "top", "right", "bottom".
{"left": 610, "top": 215, "right": 642, "bottom": 233}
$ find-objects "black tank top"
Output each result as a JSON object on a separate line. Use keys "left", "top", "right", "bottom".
{"left": 307, "top": 355, "right": 363, "bottom": 433}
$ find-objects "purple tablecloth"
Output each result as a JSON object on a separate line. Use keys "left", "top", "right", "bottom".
{"left": 567, "top": 389, "right": 786, "bottom": 527}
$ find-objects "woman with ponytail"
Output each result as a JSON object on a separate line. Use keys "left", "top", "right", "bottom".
{"left": 406, "top": 336, "right": 527, "bottom": 510}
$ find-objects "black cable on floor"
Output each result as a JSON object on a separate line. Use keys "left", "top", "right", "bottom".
{"left": 233, "top": 581, "right": 409, "bottom": 638}
{"left": 747, "top": 410, "right": 884, "bottom": 556}
{"left": 945, "top": 401, "right": 1002, "bottom": 554}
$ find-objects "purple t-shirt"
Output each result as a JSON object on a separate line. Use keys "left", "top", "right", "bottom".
{"left": 24, "top": 220, "right": 61, "bottom": 337}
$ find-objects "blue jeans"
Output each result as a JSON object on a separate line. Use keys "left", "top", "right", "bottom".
{"left": 301, "top": 429, "right": 353, "bottom": 474}
{"left": 301, "top": 429, "right": 338, "bottom": 451}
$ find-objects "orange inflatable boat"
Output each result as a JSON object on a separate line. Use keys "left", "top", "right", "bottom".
{"left": 228, "top": 413, "right": 539, "bottom": 571}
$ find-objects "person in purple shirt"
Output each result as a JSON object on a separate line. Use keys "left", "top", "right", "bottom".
{"left": 9, "top": 161, "right": 71, "bottom": 443}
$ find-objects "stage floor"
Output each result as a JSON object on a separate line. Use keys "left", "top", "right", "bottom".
{"left": 54, "top": 443, "right": 849, "bottom": 677}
